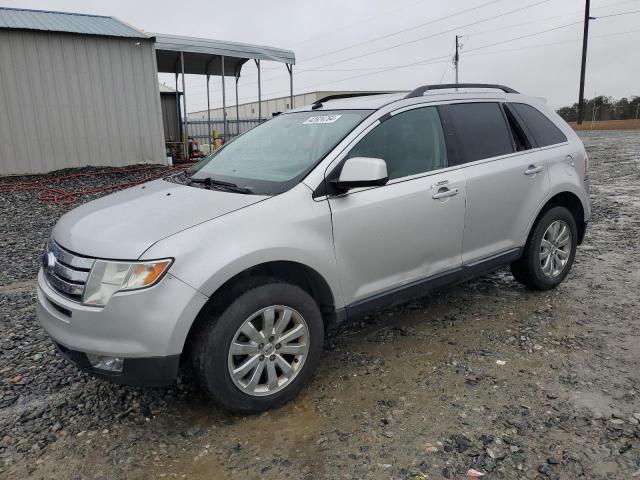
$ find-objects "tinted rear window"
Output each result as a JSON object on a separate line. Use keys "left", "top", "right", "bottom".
{"left": 509, "top": 103, "right": 567, "bottom": 147}
{"left": 446, "top": 102, "right": 514, "bottom": 163}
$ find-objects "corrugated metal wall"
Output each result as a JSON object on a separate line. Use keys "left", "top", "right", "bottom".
{"left": 160, "top": 93, "right": 180, "bottom": 143}
{"left": 0, "top": 30, "right": 166, "bottom": 175}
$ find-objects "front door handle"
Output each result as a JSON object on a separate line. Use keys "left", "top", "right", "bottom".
{"left": 432, "top": 187, "right": 459, "bottom": 199}
{"left": 524, "top": 164, "right": 544, "bottom": 175}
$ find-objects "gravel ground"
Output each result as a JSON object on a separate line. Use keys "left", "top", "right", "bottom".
{"left": 1, "top": 131, "right": 639, "bottom": 479}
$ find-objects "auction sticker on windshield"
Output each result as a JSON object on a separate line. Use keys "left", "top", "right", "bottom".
{"left": 302, "top": 115, "right": 342, "bottom": 124}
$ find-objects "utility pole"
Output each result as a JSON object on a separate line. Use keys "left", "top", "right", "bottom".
{"left": 577, "top": 0, "right": 592, "bottom": 125}
{"left": 454, "top": 35, "right": 460, "bottom": 86}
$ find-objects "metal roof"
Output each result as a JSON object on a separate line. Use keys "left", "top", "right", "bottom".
{"left": 0, "top": 7, "right": 147, "bottom": 38}
{"left": 153, "top": 33, "right": 295, "bottom": 76}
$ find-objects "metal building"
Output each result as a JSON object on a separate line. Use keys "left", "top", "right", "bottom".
{"left": 0, "top": 7, "right": 166, "bottom": 175}
{"left": 188, "top": 91, "right": 406, "bottom": 121}
{"left": 0, "top": 7, "right": 295, "bottom": 175}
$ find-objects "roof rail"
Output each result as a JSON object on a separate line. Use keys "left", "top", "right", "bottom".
{"left": 311, "top": 91, "right": 393, "bottom": 109}
{"left": 404, "top": 83, "right": 518, "bottom": 99}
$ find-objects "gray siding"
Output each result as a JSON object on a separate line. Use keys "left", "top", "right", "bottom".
{"left": 0, "top": 30, "right": 165, "bottom": 175}
{"left": 160, "top": 93, "right": 180, "bottom": 143}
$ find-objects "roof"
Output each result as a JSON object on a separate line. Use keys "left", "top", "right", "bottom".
{"left": 152, "top": 33, "right": 295, "bottom": 76}
{"left": 0, "top": 7, "right": 147, "bottom": 38}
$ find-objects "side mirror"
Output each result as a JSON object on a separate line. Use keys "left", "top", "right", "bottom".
{"left": 331, "top": 157, "right": 389, "bottom": 192}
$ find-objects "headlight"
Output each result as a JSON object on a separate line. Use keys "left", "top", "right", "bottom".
{"left": 83, "top": 259, "right": 173, "bottom": 306}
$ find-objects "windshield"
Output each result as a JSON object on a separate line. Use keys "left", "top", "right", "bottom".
{"left": 188, "top": 110, "right": 372, "bottom": 195}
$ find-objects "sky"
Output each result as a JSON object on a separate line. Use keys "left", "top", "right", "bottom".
{"left": 5, "top": 0, "right": 640, "bottom": 112}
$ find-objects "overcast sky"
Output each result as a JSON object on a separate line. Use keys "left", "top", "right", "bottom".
{"left": 5, "top": 0, "right": 640, "bottom": 112}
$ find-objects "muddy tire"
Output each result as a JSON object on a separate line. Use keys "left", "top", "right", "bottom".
{"left": 192, "top": 280, "right": 324, "bottom": 413}
{"left": 511, "top": 206, "right": 578, "bottom": 290}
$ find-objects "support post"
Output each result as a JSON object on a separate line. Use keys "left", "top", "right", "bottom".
{"left": 255, "top": 59, "right": 262, "bottom": 122}
{"left": 206, "top": 59, "right": 213, "bottom": 151}
{"left": 286, "top": 63, "right": 293, "bottom": 110}
{"left": 577, "top": 0, "right": 591, "bottom": 125}
{"left": 174, "top": 71, "right": 181, "bottom": 146}
{"left": 180, "top": 51, "right": 188, "bottom": 160}
{"left": 235, "top": 71, "right": 240, "bottom": 137}
{"left": 221, "top": 56, "right": 227, "bottom": 142}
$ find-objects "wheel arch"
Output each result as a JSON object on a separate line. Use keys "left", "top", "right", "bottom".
{"left": 182, "top": 261, "right": 337, "bottom": 360}
{"left": 529, "top": 191, "right": 587, "bottom": 245}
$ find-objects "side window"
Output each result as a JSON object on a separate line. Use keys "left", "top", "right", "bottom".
{"left": 503, "top": 105, "right": 533, "bottom": 152}
{"left": 509, "top": 103, "right": 567, "bottom": 147}
{"left": 345, "top": 107, "right": 447, "bottom": 181}
{"left": 446, "top": 102, "right": 515, "bottom": 163}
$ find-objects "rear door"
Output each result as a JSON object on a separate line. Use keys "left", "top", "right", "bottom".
{"left": 327, "top": 106, "right": 466, "bottom": 306}
{"left": 440, "top": 101, "right": 550, "bottom": 263}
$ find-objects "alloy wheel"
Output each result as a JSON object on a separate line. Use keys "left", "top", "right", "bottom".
{"left": 227, "top": 305, "right": 309, "bottom": 396}
{"left": 540, "top": 220, "right": 572, "bottom": 277}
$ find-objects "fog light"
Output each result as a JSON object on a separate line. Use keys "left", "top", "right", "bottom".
{"left": 87, "top": 354, "right": 124, "bottom": 372}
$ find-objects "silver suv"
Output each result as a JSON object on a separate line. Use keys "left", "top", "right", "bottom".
{"left": 36, "top": 84, "right": 590, "bottom": 412}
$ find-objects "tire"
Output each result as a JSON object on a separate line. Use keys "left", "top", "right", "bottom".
{"left": 510, "top": 206, "right": 578, "bottom": 290}
{"left": 192, "top": 279, "right": 324, "bottom": 413}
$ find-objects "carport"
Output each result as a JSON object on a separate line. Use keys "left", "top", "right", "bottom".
{"left": 152, "top": 33, "right": 295, "bottom": 156}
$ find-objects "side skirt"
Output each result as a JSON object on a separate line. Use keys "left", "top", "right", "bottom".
{"left": 332, "top": 247, "right": 522, "bottom": 326}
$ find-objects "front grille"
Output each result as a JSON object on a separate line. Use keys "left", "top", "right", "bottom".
{"left": 43, "top": 240, "right": 95, "bottom": 302}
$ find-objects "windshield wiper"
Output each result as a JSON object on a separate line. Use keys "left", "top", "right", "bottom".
{"left": 189, "top": 176, "right": 254, "bottom": 194}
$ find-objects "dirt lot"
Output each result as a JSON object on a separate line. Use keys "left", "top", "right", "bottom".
{"left": 1, "top": 130, "right": 639, "bottom": 479}
{"left": 570, "top": 119, "right": 640, "bottom": 131}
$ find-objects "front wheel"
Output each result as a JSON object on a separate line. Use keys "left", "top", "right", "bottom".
{"left": 511, "top": 206, "right": 578, "bottom": 290}
{"left": 192, "top": 280, "right": 324, "bottom": 413}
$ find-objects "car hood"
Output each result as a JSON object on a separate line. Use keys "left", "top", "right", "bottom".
{"left": 52, "top": 179, "right": 268, "bottom": 259}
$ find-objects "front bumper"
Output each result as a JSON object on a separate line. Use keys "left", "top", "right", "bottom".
{"left": 36, "top": 269, "right": 208, "bottom": 383}
{"left": 54, "top": 342, "right": 180, "bottom": 387}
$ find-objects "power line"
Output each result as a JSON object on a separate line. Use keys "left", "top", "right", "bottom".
{"left": 596, "top": 8, "right": 640, "bottom": 16}
{"left": 181, "top": 0, "right": 538, "bottom": 96}
{"left": 463, "top": 27, "right": 640, "bottom": 57}
{"left": 464, "top": 20, "right": 583, "bottom": 54}
{"left": 292, "top": 0, "right": 430, "bottom": 48}
{"left": 184, "top": 0, "right": 640, "bottom": 98}
{"left": 227, "top": 0, "right": 639, "bottom": 79}
{"left": 192, "top": 19, "right": 586, "bottom": 109}
{"left": 299, "top": 0, "right": 504, "bottom": 64}
{"left": 298, "top": 0, "right": 554, "bottom": 70}
{"left": 187, "top": 8, "right": 640, "bottom": 110}
{"left": 461, "top": 2, "right": 640, "bottom": 37}
{"left": 229, "top": 0, "right": 556, "bottom": 92}
{"left": 188, "top": 25, "right": 640, "bottom": 112}
{"left": 236, "top": 0, "right": 504, "bottom": 81}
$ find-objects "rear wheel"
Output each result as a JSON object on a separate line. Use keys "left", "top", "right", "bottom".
{"left": 511, "top": 206, "right": 577, "bottom": 290}
{"left": 192, "top": 280, "right": 324, "bottom": 413}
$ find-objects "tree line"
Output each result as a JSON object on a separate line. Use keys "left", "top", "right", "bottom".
{"left": 556, "top": 96, "right": 640, "bottom": 122}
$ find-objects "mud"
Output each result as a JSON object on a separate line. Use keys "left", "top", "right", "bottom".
{"left": 1, "top": 130, "right": 639, "bottom": 479}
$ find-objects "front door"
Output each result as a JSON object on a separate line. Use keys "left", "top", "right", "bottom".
{"left": 327, "top": 106, "right": 467, "bottom": 306}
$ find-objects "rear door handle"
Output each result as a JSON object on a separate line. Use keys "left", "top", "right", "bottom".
{"left": 432, "top": 187, "right": 459, "bottom": 199}
{"left": 524, "top": 165, "right": 544, "bottom": 175}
